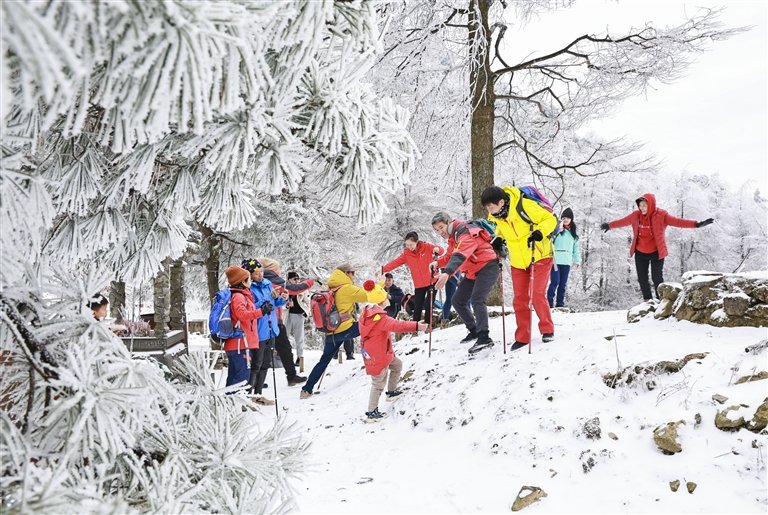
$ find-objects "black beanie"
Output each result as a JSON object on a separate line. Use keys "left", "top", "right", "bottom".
{"left": 561, "top": 207, "right": 574, "bottom": 220}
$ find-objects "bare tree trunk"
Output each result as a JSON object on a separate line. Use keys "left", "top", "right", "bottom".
{"left": 169, "top": 258, "right": 185, "bottom": 331}
{"left": 469, "top": 0, "right": 495, "bottom": 219}
{"left": 199, "top": 222, "right": 221, "bottom": 302}
{"left": 153, "top": 258, "right": 171, "bottom": 338}
{"left": 109, "top": 281, "right": 125, "bottom": 322}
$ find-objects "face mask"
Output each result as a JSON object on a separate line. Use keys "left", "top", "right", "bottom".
{"left": 492, "top": 202, "right": 509, "bottom": 219}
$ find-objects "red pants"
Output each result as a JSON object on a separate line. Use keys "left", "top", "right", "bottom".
{"left": 511, "top": 258, "right": 554, "bottom": 343}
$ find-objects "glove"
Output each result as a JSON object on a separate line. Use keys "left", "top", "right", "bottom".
{"left": 260, "top": 301, "right": 273, "bottom": 315}
{"left": 527, "top": 230, "right": 543, "bottom": 245}
{"left": 600, "top": 222, "right": 610, "bottom": 233}
{"left": 696, "top": 218, "right": 714, "bottom": 228}
{"left": 490, "top": 236, "right": 508, "bottom": 258}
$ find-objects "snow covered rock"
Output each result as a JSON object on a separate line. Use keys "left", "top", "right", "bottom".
{"left": 714, "top": 405, "right": 747, "bottom": 431}
{"left": 653, "top": 420, "right": 685, "bottom": 454}
{"left": 510, "top": 486, "right": 547, "bottom": 511}
{"left": 627, "top": 301, "right": 655, "bottom": 323}
{"left": 674, "top": 271, "right": 768, "bottom": 327}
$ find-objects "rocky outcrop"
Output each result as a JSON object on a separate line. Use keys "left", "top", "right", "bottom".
{"left": 668, "top": 271, "right": 768, "bottom": 327}
{"left": 654, "top": 283, "right": 682, "bottom": 319}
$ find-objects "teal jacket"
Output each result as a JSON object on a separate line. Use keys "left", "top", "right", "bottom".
{"left": 553, "top": 230, "right": 581, "bottom": 266}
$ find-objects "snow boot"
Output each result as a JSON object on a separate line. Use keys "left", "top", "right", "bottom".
{"left": 364, "top": 407, "right": 387, "bottom": 422}
{"left": 385, "top": 390, "right": 403, "bottom": 401}
{"left": 287, "top": 375, "right": 307, "bottom": 387}
{"left": 511, "top": 341, "right": 528, "bottom": 351}
{"left": 468, "top": 331, "right": 494, "bottom": 355}
{"left": 300, "top": 389, "right": 312, "bottom": 400}
{"left": 459, "top": 328, "right": 478, "bottom": 344}
{"left": 542, "top": 333, "right": 554, "bottom": 343}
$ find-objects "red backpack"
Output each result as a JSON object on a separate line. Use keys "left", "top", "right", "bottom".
{"left": 310, "top": 287, "right": 351, "bottom": 333}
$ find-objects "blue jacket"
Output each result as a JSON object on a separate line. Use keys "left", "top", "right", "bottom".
{"left": 552, "top": 229, "right": 581, "bottom": 266}
{"left": 250, "top": 278, "right": 286, "bottom": 341}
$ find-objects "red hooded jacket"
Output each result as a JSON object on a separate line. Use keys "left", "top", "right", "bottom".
{"left": 359, "top": 305, "right": 418, "bottom": 376}
{"left": 224, "top": 287, "right": 264, "bottom": 351}
{"left": 382, "top": 241, "right": 443, "bottom": 288}
{"left": 436, "top": 220, "right": 497, "bottom": 279}
{"left": 607, "top": 192, "right": 697, "bottom": 259}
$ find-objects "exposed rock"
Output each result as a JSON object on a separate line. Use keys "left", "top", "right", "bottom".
{"left": 511, "top": 486, "right": 547, "bottom": 512}
{"left": 735, "top": 371, "right": 768, "bottom": 384}
{"left": 746, "top": 399, "right": 768, "bottom": 433}
{"left": 686, "top": 482, "right": 697, "bottom": 494}
{"left": 723, "top": 293, "right": 750, "bottom": 316}
{"left": 715, "top": 405, "right": 747, "bottom": 431}
{"left": 653, "top": 421, "right": 685, "bottom": 454}
{"left": 694, "top": 413, "right": 702, "bottom": 427}
{"left": 712, "top": 394, "right": 728, "bottom": 404}
{"left": 658, "top": 282, "right": 683, "bottom": 301}
{"left": 603, "top": 353, "right": 708, "bottom": 388}
{"left": 608, "top": 432, "right": 618, "bottom": 440}
{"left": 628, "top": 302, "right": 655, "bottom": 323}
{"left": 674, "top": 271, "right": 768, "bottom": 328}
{"left": 670, "top": 480, "right": 681, "bottom": 492}
{"left": 654, "top": 298, "right": 675, "bottom": 319}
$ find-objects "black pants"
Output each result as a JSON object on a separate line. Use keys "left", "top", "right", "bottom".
{"left": 635, "top": 250, "right": 664, "bottom": 300}
{"left": 275, "top": 323, "right": 299, "bottom": 380}
{"left": 411, "top": 286, "right": 430, "bottom": 323}
{"left": 452, "top": 261, "right": 499, "bottom": 334}
{"left": 248, "top": 343, "right": 271, "bottom": 395}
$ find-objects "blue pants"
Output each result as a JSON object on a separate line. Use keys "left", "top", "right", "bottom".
{"left": 226, "top": 349, "right": 250, "bottom": 389}
{"left": 302, "top": 323, "right": 360, "bottom": 394}
{"left": 442, "top": 275, "right": 458, "bottom": 320}
{"left": 547, "top": 264, "right": 571, "bottom": 307}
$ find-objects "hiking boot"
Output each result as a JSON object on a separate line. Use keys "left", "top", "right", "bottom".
{"left": 365, "top": 407, "right": 386, "bottom": 420}
{"left": 385, "top": 390, "right": 403, "bottom": 401}
{"left": 511, "top": 341, "right": 528, "bottom": 351}
{"left": 287, "top": 375, "right": 307, "bottom": 387}
{"left": 252, "top": 395, "right": 275, "bottom": 406}
{"left": 346, "top": 354, "right": 355, "bottom": 360}
{"left": 300, "top": 389, "right": 312, "bottom": 400}
{"left": 468, "top": 331, "right": 494, "bottom": 354}
{"left": 459, "top": 329, "right": 478, "bottom": 343}
{"left": 542, "top": 333, "right": 555, "bottom": 343}
{"left": 294, "top": 358, "right": 301, "bottom": 367}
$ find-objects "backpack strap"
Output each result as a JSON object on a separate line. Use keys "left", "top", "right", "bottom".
{"left": 515, "top": 191, "right": 534, "bottom": 226}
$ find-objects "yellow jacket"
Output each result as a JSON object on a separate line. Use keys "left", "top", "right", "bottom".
{"left": 327, "top": 269, "right": 368, "bottom": 334}
{"left": 488, "top": 186, "right": 558, "bottom": 270}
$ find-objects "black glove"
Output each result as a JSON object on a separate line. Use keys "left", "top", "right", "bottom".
{"left": 527, "top": 230, "right": 543, "bottom": 245}
{"left": 696, "top": 218, "right": 714, "bottom": 228}
{"left": 260, "top": 301, "right": 273, "bottom": 315}
{"left": 490, "top": 236, "right": 507, "bottom": 257}
{"left": 600, "top": 222, "right": 610, "bottom": 233}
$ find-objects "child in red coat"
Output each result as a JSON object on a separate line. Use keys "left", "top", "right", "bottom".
{"left": 359, "top": 280, "right": 428, "bottom": 420}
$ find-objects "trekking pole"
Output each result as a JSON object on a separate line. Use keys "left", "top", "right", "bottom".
{"left": 498, "top": 260, "right": 507, "bottom": 354}
{"left": 267, "top": 318, "right": 279, "bottom": 418}
{"left": 428, "top": 284, "right": 435, "bottom": 358}
{"left": 528, "top": 241, "right": 536, "bottom": 355}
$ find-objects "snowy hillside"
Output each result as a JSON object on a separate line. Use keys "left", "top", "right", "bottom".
{"left": 235, "top": 309, "right": 767, "bottom": 513}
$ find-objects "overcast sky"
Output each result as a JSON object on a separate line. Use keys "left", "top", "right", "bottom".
{"left": 507, "top": 0, "right": 767, "bottom": 191}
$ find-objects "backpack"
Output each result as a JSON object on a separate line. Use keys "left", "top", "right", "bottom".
{"left": 515, "top": 185, "right": 559, "bottom": 236}
{"left": 310, "top": 287, "right": 351, "bottom": 333}
{"left": 209, "top": 289, "right": 244, "bottom": 343}
{"left": 470, "top": 218, "right": 496, "bottom": 242}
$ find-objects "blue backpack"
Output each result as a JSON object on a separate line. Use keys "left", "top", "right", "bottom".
{"left": 209, "top": 289, "right": 245, "bottom": 343}
{"left": 470, "top": 218, "right": 496, "bottom": 241}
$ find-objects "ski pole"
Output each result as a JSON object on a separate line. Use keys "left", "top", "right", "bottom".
{"left": 528, "top": 240, "right": 536, "bottom": 355}
{"left": 267, "top": 318, "right": 279, "bottom": 418}
{"left": 499, "top": 259, "right": 507, "bottom": 354}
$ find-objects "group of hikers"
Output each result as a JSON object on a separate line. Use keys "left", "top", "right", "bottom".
{"left": 90, "top": 185, "right": 714, "bottom": 420}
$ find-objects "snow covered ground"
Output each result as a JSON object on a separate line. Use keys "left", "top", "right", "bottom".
{"left": 193, "top": 309, "right": 767, "bottom": 513}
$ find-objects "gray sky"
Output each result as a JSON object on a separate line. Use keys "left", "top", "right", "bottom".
{"left": 509, "top": 0, "right": 767, "bottom": 191}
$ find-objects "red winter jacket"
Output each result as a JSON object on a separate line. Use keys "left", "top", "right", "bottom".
{"left": 607, "top": 192, "right": 697, "bottom": 259}
{"left": 359, "top": 305, "right": 418, "bottom": 376}
{"left": 224, "top": 287, "right": 264, "bottom": 351}
{"left": 382, "top": 241, "right": 444, "bottom": 288}
{"left": 436, "top": 220, "right": 497, "bottom": 279}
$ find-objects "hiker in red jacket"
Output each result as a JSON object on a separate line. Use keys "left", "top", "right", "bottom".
{"left": 359, "top": 280, "right": 428, "bottom": 421}
{"left": 380, "top": 231, "right": 443, "bottom": 323}
{"left": 601, "top": 192, "right": 714, "bottom": 301}
{"left": 431, "top": 212, "right": 499, "bottom": 355}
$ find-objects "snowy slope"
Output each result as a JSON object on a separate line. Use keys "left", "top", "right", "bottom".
{"left": 235, "top": 310, "right": 767, "bottom": 513}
